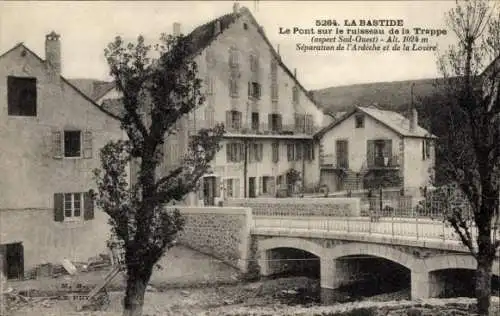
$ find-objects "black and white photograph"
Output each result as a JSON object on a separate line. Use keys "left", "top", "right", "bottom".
{"left": 0, "top": 1, "right": 499, "bottom": 315}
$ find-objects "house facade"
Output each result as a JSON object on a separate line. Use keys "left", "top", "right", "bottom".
{"left": 316, "top": 106, "right": 436, "bottom": 197}
{"left": 96, "top": 4, "right": 327, "bottom": 206}
{"left": 0, "top": 32, "right": 123, "bottom": 278}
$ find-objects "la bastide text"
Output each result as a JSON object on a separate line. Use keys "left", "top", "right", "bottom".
{"left": 277, "top": 19, "right": 447, "bottom": 53}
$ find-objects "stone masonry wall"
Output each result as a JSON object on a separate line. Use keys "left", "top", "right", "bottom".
{"left": 227, "top": 197, "right": 361, "bottom": 217}
{"left": 170, "top": 207, "right": 253, "bottom": 272}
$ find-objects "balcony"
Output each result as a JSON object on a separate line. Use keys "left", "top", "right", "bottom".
{"left": 232, "top": 123, "right": 318, "bottom": 136}
{"left": 367, "top": 155, "right": 400, "bottom": 169}
{"left": 320, "top": 154, "right": 349, "bottom": 169}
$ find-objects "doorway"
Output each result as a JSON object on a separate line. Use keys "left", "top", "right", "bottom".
{"left": 249, "top": 177, "right": 256, "bottom": 198}
{"left": 1, "top": 242, "right": 24, "bottom": 280}
{"left": 203, "top": 176, "right": 216, "bottom": 206}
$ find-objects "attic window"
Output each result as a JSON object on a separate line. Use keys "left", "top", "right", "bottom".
{"left": 243, "top": 23, "right": 248, "bottom": 30}
{"left": 355, "top": 114, "right": 364, "bottom": 128}
{"left": 8, "top": 76, "right": 37, "bottom": 116}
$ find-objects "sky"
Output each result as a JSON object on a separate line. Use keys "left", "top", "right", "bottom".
{"left": 0, "top": 1, "right": 459, "bottom": 90}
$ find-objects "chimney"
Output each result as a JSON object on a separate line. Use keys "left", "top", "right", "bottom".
{"left": 173, "top": 22, "right": 181, "bottom": 36}
{"left": 409, "top": 107, "right": 418, "bottom": 132}
{"left": 214, "top": 20, "right": 221, "bottom": 35}
{"left": 233, "top": 2, "right": 240, "bottom": 14}
{"left": 45, "top": 31, "right": 61, "bottom": 73}
{"left": 294, "top": 68, "right": 297, "bottom": 77}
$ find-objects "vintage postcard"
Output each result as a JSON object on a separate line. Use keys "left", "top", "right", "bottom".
{"left": 0, "top": 1, "right": 499, "bottom": 315}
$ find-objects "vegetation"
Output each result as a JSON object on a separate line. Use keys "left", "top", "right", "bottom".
{"left": 93, "top": 32, "right": 224, "bottom": 316}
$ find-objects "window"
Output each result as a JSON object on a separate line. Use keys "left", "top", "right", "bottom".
{"left": 8, "top": 76, "right": 37, "bottom": 116}
{"left": 271, "top": 60, "right": 278, "bottom": 78}
{"left": 226, "top": 142, "right": 244, "bottom": 162}
{"left": 229, "top": 47, "right": 239, "bottom": 69}
{"left": 304, "top": 143, "right": 313, "bottom": 161}
{"left": 251, "top": 112, "right": 259, "bottom": 131}
{"left": 226, "top": 110, "right": 242, "bottom": 131}
{"left": 229, "top": 77, "right": 239, "bottom": 97}
{"left": 248, "top": 82, "right": 261, "bottom": 99}
{"left": 226, "top": 179, "right": 234, "bottom": 197}
{"left": 422, "top": 139, "right": 431, "bottom": 160}
{"left": 272, "top": 142, "right": 279, "bottom": 163}
{"left": 250, "top": 54, "right": 259, "bottom": 72}
{"left": 205, "top": 76, "right": 214, "bottom": 95}
{"left": 294, "top": 113, "right": 306, "bottom": 133}
{"left": 287, "top": 144, "right": 295, "bottom": 161}
{"left": 54, "top": 192, "right": 94, "bottom": 222}
{"left": 262, "top": 176, "right": 275, "bottom": 194}
{"left": 64, "top": 131, "right": 81, "bottom": 157}
{"left": 64, "top": 193, "right": 82, "bottom": 218}
{"left": 271, "top": 83, "right": 279, "bottom": 102}
{"left": 269, "top": 113, "right": 282, "bottom": 132}
{"left": 294, "top": 143, "right": 302, "bottom": 161}
{"left": 355, "top": 114, "right": 365, "bottom": 128}
{"left": 243, "top": 23, "right": 248, "bottom": 30}
{"left": 292, "top": 86, "right": 299, "bottom": 104}
{"left": 250, "top": 143, "right": 263, "bottom": 162}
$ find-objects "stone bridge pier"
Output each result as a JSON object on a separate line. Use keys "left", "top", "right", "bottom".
{"left": 256, "top": 237, "right": 500, "bottom": 304}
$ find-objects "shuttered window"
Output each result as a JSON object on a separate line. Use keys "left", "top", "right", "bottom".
{"left": 54, "top": 192, "right": 94, "bottom": 222}
{"left": 272, "top": 142, "right": 280, "bottom": 163}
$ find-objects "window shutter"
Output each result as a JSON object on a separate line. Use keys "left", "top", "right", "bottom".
{"left": 367, "top": 140, "right": 375, "bottom": 167}
{"left": 248, "top": 82, "right": 252, "bottom": 98}
{"left": 268, "top": 114, "right": 272, "bottom": 130}
{"left": 259, "top": 144, "right": 263, "bottom": 161}
{"left": 384, "top": 140, "right": 392, "bottom": 159}
{"left": 215, "top": 177, "right": 221, "bottom": 197}
{"left": 83, "top": 191, "right": 95, "bottom": 220}
{"left": 52, "top": 131, "right": 63, "bottom": 159}
{"left": 226, "top": 144, "right": 231, "bottom": 162}
{"left": 83, "top": 130, "right": 93, "bottom": 159}
{"left": 225, "top": 111, "right": 231, "bottom": 129}
{"left": 277, "top": 115, "right": 283, "bottom": 131}
{"left": 234, "top": 178, "right": 240, "bottom": 198}
{"left": 54, "top": 193, "right": 64, "bottom": 222}
{"left": 239, "top": 143, "right": 245, "bottom": 161}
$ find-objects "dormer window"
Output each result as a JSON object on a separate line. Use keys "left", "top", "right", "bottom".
{"left": 355, "top": 114, "right": 365, "bottom": 128}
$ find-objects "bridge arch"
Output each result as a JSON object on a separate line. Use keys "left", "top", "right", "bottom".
{"left": 328, "top": 242, "right": 421, "bottom": 272}
{"left": 258, "top": 237, "right": 325, "bottom": 258}
{"left": 423, "top": 254, "right": 500, "bottom": 276}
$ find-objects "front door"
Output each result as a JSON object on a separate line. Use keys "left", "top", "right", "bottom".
{"left": 336, "top": 140, "right": 349, "bottom": 169}
{"left": 249, "top": 177, "right": 256, "bottom": 198}
{"left": 5, "top": 243, "right": 23, "bottom": 280}
{"left": 203, "top": 176, "right": 216, "bottom": 206}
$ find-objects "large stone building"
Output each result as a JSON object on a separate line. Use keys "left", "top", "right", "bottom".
{"left": 0, "top": 32, "right": 123, "bottom": 278}
{"left": 95, "top": 4, "right": 328, "bottom": 206}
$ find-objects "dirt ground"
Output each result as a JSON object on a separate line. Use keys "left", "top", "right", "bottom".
{"left": 3, "top": 246, "right": 500, "bottom": 316}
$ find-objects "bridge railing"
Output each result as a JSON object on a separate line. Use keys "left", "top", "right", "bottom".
{"left": 251, "top": 214, "right": 476, "bottom": 246}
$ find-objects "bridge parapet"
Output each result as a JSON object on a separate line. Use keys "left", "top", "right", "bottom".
{"left": 227, "top": 197, "right": 361, "bottom": 217}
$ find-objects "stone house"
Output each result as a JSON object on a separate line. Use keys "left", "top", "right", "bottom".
{"left": 315, "top": 105, "right": 437, "bottom": 197}
{"left": 0, "top": 32, "right": 123, "bottom": 279}
{"left": 94, "top": 3, "right": 328, "bottom": 206}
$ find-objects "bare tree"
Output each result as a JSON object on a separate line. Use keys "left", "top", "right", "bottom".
{"left": 93, "top": 33, "right": 224, "bottom": 316}
{"left": 436, "top": 0, "right": 500, "bottom": 314}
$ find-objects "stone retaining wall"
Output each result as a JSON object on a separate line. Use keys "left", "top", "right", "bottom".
{"left": 227, "top": 198, "right": 361, "bottom": 217}
{"left": 170, "top": 207, "right": 252, "bottom": 272}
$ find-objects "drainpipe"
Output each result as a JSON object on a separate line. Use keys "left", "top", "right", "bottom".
{"left": 243, "top": 139, "right": 248, "bottom": 198}
{"left": 301, "top": 140, "right": 306, "bottom": 192}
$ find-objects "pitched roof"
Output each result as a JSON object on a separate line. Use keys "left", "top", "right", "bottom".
{"left": 67, "top": 79, "right": 115, "bottom": 101}
{"left": 88, "top": 5, "right": 324, "bottom": 117}
{"left": 0, "top": 43, "right": 120, "bottom": 120}
{"left": 315, "top": 106, "right": 437, "bottom": 139}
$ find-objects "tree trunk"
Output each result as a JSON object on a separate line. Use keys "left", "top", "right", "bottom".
{"left": 475, "top": 255, "right": 493, "bottom": 316}
{"left": 122, "top": 265, "right": 152, "bottom": 316}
